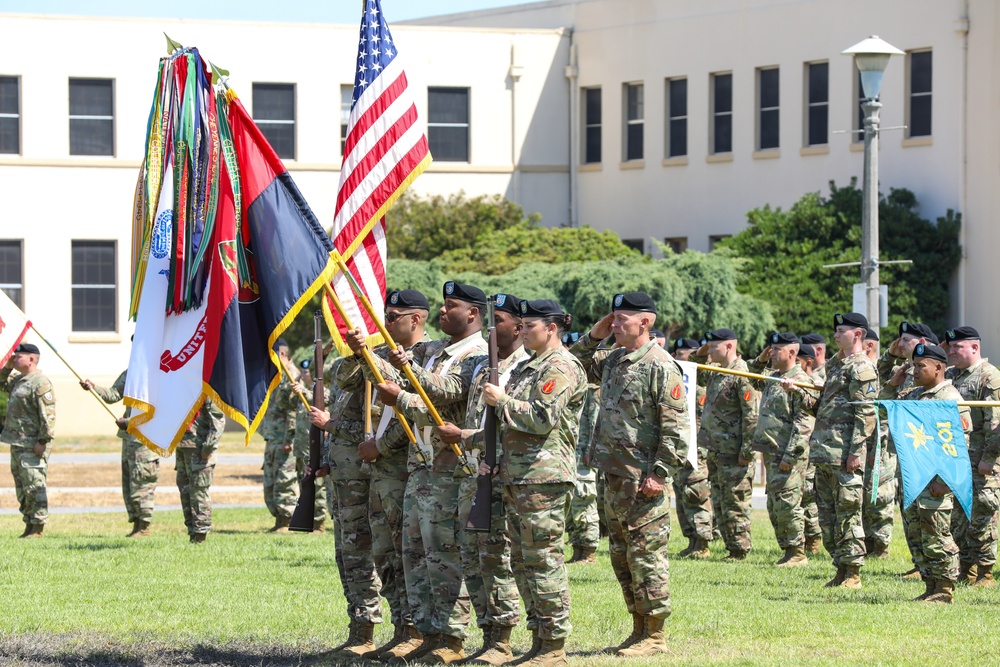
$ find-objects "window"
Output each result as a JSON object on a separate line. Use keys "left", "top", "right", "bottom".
{"left": 428, "top": 87, "right": 470, "bottom": 162}
{"left": 252, "top": 83, "right": 296, "bottom": 160}
{"left": 757, "top": 67, "right": 779, "bottom": 150}
{"left": 71, "top": 241, "right": 116, "bottom": 332}
{"left": 69, "top": 78, "right": 114, "bottom": 156}
{"left": 666, "top": 78, "right": 687, "bottom": 158}
{"left": 853, "top": 69, "right": 869, "bottom": 141}
{"left": 340, "top": 85, "right": 353, "bottom": 156}
{"left": 0, "top": 240, "right": 23, "bottom": 309}
{"left": 907, "top": 49, "right": 932, "bottom": 137}
{"left": 582, "top": 87, "right": 601, "bottom": 164}
{"left": 805, "top": 62, "right": 828, "bottom": 146}
{"left": 621, "top": 238, "right": 645, "bottom": 254}
{"left": 0, "top": 76, "right": 20, "bottom": 155}
{"left": 664, "top": 236, "right": 688, "bottom": 254}
{"left": 623, "top": 83, "right": 644, "bottom": 161}
{"left": 710, "top": 73, "right": 732, "bottom": 154}
{"left": 708, "top": 234, "right": 731, "bottom": 250}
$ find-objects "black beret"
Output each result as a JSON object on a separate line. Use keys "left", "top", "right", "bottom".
{"left": 612, "top": 292, "right": 657, "bottom": 313}
{"left": 443, "top": 281, "right": 486, "bottom": 307}
{"left": 865, "top": 327, "right": 880, "bottom": 341}
{"left": 387, "top": 289, "right": 430, "bottom": 310}
{"left": 15, "top": 342, "right": 40, "bottom": 355}
{"left": 769, "top": 332, "right": 799, "bottom": 345}
{"left": 673, "top": 338, "right": 700, "bottom": 351}
{"left": 797, "top": 343, "right": 816, "bottom": 359}
{"left": 491, "top": 293, "right": 522, "bottom": 317}
{"left": 520, "top": 299, "right": 565, "bottom": 318}
{"left": 800, "top": 333, "right": 826, "bottom": 346}
{"left": 899, "top": 321, "right": 935, "bottom": 341}
{"left": 273, "top": 338, "right": 288, "bottom": 351}
{"left": 650, "top": 329, "right": 666, "bottom": 339}
{"left": 946, "top": 326, "right": 980, "bottom": 342}
{"left": 561, "top": 332, "right": 581, "bottom": 345}
{"left": 834, "top": 312, "right": 868, "bottom": 329}
{"left": 698, "top": 337, "right": 707, "bottom": 346}
{"left": 705, "top": 328, "right": 737, "bottom": 342}
{"left": 913, "top": 343, "right": 947, "bottom": 363}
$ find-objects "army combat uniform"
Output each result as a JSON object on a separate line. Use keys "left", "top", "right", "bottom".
{"left": 260, "top": 378, "right": 298, "bottom": 528}
{"left": 175, "top": 398, "right": 225, "bottom": 541}
{"left": 566, "top": 384, "right": 601, "bottom": 560}
{"left": 290, "top": 381, "right": 329, "bottom": 530}
{"left": 673, "top": 380, "right": 714, "bottom": 556}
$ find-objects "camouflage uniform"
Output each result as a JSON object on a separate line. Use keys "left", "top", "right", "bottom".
{"left": 700, "top": 357, "right": 759, "bottom": 555}
{"left": 801, "top": 368, "right": 825, "bottom": 545}
{"left": 673, "top": 383, "right": 713, "bottom": 544}
{"left": 573, "top": 335, "right": 691, "bottom": 620}
{"left": 260, "top": 379, "right": 298, "bottom": 520}
{"left": 809, "top": 352, "right": 878, "bottom": 569}
{"left": 567, "top": 384, "right": 600, "bottom": 550}
{"left": 291, "top": 383, "right": 328, "bottom": 526}
{"left": 175, "top": 398, "right": 225, "bottom": 536}
{"left": 946, "top": 359, "right": 1000, "bottom": 571}
{"left": 877, "top": 351, "right": 916, "bottom": 561}
{"left": 0, "top": 366, "right": 56, "bottom": 529}
{"left": 498, "top": 345, "right": 586, "bottom": 640}
{"left": 91, "top": 370, "right": 161, "bottom": 524}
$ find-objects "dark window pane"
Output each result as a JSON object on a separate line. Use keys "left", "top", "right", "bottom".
{"left": 759, "top": 109, "right": 779, "bottom": 149}
{"left": 252, "top": 83, "right": 295, "bottom": 121}
{"left": 69, "top": 118, "right": 113, "bottom": 156}
{"left": 585, "top": 88, "right": 601, "bottom": 124}
{"left": 713, "top": 74, "right": 732, "bottom": 113}
{"left": 0, "top": 77, "right": 18, "bottom": 114}
{"left": 258, "top": 123, "right": 295, "bottom": 159}
{"left": 429, "top": 126, "right": 469, "bottom": 161}
{"left": 72, "top": 287, "right": 116, "bottom": 332}
{"left": 808, "top": 63, "right": 828, "bottom": 104}
{"left": 911, "top": 51, "right": 932, "bottom": 94}
{"left": 627, "top": 84, "right": 643, "bottom": 121}
{"left": 626, "top": 123, "right": 643, "bottom": 160}
{"left": 0, "top": 117, "right": 18, "bottom": 154}
{"left": 71, "top": 241, "right": 116, "bottom": 332}
{"left": 910, "top": 96, "right": 932, "bottom": 137}
{"left": 621, "top": 238, "right": 644, "bottom": 253}
{"left": 759, "top": 68, "right": 779, "bottom": 108}
{"left": 669, "top": 118, "right": 687, "bottom": 157}
{"left": 72, "top": 241, "right": 115, "bottom": 285}
{"left": 808, "top": 105, "right": 828, "bottom": 145}
{"left": 428, "top": 88, "right": 469, "bottom": 124}
{"left": 714, "top": 114, "right": 732, "bottom": 153}
{"left": 669, "top": 79, "right": 686, "bottom": 118}
{"left": 585, "top": 126, "right": 601, "bottom": 163}
{"left": 1, "top": 287, "right": 22, "bottom": 310}
{"left": 0, "top": 241, "right": 21, "bottom": 284}
{"left": 69, "top": 79, "right": 113, "bottom": 116}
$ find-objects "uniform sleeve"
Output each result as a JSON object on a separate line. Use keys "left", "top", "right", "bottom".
{"left": 654, "top": 364, "right": 690, "bottom": 476}
{"left": 781, "top": 388, "right": 817, "bottom": 466}
{"left": 35, "top": 379, "right": 56, "bottom": 445}
{"left": 496, "top": 366, "right": 579, "bottom": 436}
{"left": 336, "top": 354, "right": 368, "bottom": 393}
{"left": 0, "top": 367, "right": 13, "bottom": 391}
{"left": 876, "top": 350, "right": 904, "bottom": 385}
{"left": 738, "top": 378, "right": 759, "bottom": 462}
{"left": 570, "top": 333, "right": 613, "bottom": 385}
{"left": 980, "top": 372, "right": 1000, "bottom": 468}
{"left": 849, "top": 364, "right": 879, "bottom": 459}
{"left": 92, "top": 371, "right": 127, "bottom": 404}
{"left": 405, "top": 355, "right": 482, "bottom": 405}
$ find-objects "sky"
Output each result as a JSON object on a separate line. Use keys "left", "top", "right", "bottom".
{"left": 0, "top": 0, "right": 536, "bottom": 24}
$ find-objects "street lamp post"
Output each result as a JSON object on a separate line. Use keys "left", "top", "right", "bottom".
{"left": 842, "top": 36, "right": 904, "bottom": 327}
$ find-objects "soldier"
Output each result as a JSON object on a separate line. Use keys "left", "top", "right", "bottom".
{"left": 81, "top": 369, "right": 161, "bottom": 537}
{"left": 572, "top": 292, "right": 691, "bottom": 658}
{"left": 671, "top": 338, "right": 713, "bottom": 559}
{"left": 650, "top": 329, "right": 667, "bottom": 348}
{"left": 289, "top": 361, "right": 328, "bottom": 533}
{"left": 1, "top": 343, "right": 55, "bottom": 538}
{"left": 566, "top": 380, "right": 600, "bottom": 565}
{"left": 800, "top": 333, "right": 828, "bottom": 383}
{"left": 700, "top": 328, "right": 759, "bottom": 560}
{"left": 795, "top": 343, "right": 823, "bottom": 554}
{"left": 944, "top": 326, "right": 1000, "bottom": 587}
{"left": 863, "top": 327, "right": 897, "bottom": 558}
{"left": 260, "top": 339, "right": 299, "bottom": 532}
{"left": 751, "top": 333, "right": 818, "bottom": 566}
{"left": 175, "top": 397, "right": 225, "bottom": 543}
{"left": 804, "top": 312, "right": 878, "bottom": 589}
{"left": 884, "top": 343, "right": 972, "bottom": 604}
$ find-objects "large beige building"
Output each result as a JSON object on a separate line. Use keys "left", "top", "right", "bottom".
{"left": 1, "top": 0, "right": 997, "bottom": 434}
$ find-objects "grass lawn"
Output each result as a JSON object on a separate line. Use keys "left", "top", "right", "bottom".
{"left": 0, "top": 508, "right": 995, "bottom": 666}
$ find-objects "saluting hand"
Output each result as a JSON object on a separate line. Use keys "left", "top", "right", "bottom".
{"left": 888, "top": 362, "right": 909, "bottom": 387}
{"left": 590, "top": 313, "right": 615, "bottom": 340}
{"left": 887, "top": 337, "right": 904, "bottom": 358}
{"left": 376, "top": 382, "right": 402, "bottom": 406}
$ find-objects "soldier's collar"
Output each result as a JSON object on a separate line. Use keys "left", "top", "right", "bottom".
{"left": 623, "top": 339, "right": 658, "bottom": 362}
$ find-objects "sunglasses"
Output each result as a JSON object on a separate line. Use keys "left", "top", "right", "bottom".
{"left": 384, "top": 311, "right": 418, "bottom": 323}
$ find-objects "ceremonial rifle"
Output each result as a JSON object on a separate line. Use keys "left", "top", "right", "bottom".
{"left": 467, "top": 296, "right": 498, "bottom": 532}
{"left": 290, "top": 311, "right": 324, "bottom": 532}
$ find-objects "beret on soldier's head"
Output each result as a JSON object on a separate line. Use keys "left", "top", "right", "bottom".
{"left": 443, "top": 281, "right": 487, "bottom": 307}
{"left": 800, "top": 333, "right": 826, "bottom": 346}
{"left": 769, "top": 332, "right": 799, "bottom": 346}
{"left": 866, "top": 327, "right": 880, "bottom": 342}
{"left": 519, "top": 299, "right": 565, "bottom": 318}
{"left": 946, "top": 326, "right": 981, "bottom": 342}
{"left": 913, "top": 343, "right": 948, "bottom": 363}
{"left": 705, "top": 328, "right": 737, "bottom": 342}
{"left": 612, "top": 292, "right": 657, "bottom": 313}
{"left": 491, "top": 293, "right": 522, "bottom": 317}
{"left": 561, "top": 331, "right": 580, "bottom": 345}
{"left": 273, "top": 338, "right": 288, "bottom": 351}
{"left": 833, "top": 312, "right": 868, "bottom": 329}
{"left": 650, "top": 329, "right": 666, "bottom": 339}
{"left": 15, "top": 342, "right": 40, "bottom": 355}
{"left": 899, "top": 321, "right": 936, "bottom": 342}
{"left": 673, "top": 338, "right": 700, "bottom": 352}
{"left": 797, "top": 343, "right": 816, "bottom": 359}
{"left": 387, "top": 289, "right": 430, "bottom": 310}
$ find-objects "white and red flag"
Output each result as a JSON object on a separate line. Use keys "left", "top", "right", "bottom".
{"left": 0, "top": 289, "right": 31, "bottom": 366}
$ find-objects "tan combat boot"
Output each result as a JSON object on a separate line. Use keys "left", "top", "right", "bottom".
{"left": 23, "top": 524, "right": 43, "bottom": 539}
{"left": 900, "top": 566, "right": 922, "bottom": 579}
{"left": 381, "top": 625, "right": 423, "bottom": 661}
{"left": 871, "top": 543, "right": 890, "bottom": 559}
{"left": 390, "top": 632, "right": 439, "bottom": 664}
{"left": 776, "top": 546, "right": 808, "bottom": 567}
{"left": 804, "top": 536, "right": 822, "bottom": 555}
{"left": 824, "top": 565, "right": 846, "bottom": 588}
{"left": 190, "top": 533, "right": 206, "bottom": 543}
{"left": 923, "top": 579, "right": 955, "bottom": 604}
{"left": 466, "top": 625, "right": 496, "bottom": 662}
{"left": 312, "top": 519, "right": 326, "bottom": 533}
{"left": 427, "top": 634, "right": 465, "bottom": 664}
{"left": 618, "top": 616, "right": 669, "bottom": 657}
{"left": 687, "top": 539, "right": 711, "bottom": 560}
{"left": 373, "top": 624, "right": 407, "bottom": 659}
{"left": 677, "top": 536, "right": 697, "bottom": 558}
{"left": 958, "top": 562, "right": 978, "bottom": 585}
{"left": 125, "top": 520, "right": 139, "bottom": 537}
{"left": 913, "top": 576, "right": 935, "bottom": 601}
{"left": 523, "top": 638, "right": 567, "bottom": 667}
{"left": 614, "top": 613, "right": 645, "bottom": 651}
{"left": 972, "top": 563, "right": 995, "bottom": 588}
{"left": 18, "top": 523, "right": 34, "bottom": 538}
{"left": 839, "top": 564, "right": 862, "bottom": 589}
{"left": 473, "top": 625, "right": 514, "bottom": 665}
{"left": 516, "top": 627, "right": 542, "bottom": 663}
{"left": 130, "top": 520, "right": 151, "bottom": 538}
{"left": 337, "top": 621, "right": 376, "bottom": 658}
{"left": 269, "top": 515, "right": 291, "bottom": 533}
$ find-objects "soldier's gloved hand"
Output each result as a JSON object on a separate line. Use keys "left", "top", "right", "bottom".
{"left": 345, "top": 329, "right": 368, "bottom": 355}
{"left": 639, "top": 474, "right": 665, "bottom": 498}
{"left": 483, "top": 383, "right": 505, "bottom": 407}
{"left": 308, "top": 406, "right": 331, "bottom": 428}
{"left": 376, "top": 382, "right": 402, "bottom": 406}
{"left": 79, "top": 379, "right": 95, "bottom": 391}
{"left": 978, "top": 459, "right": 996, "bottom": 476}
{"left": 929, "top": 480, "right": 950, "bottom": 497}
{"left": 589, "top": 312, "right": 614, "bottom": 340}
{"left": 436, "top": 422, "right": 463, "bottom": 445}
{"left": 358, "top": 438, "right": 379, "bottom": 463}
{"left": 32, "top": 442, "right": 46, "bottom": 456}
{"left": 115, "top": 418, "right": 128, "bottom": 430}
{"left": 387, "top": 346, "right": 409, "bottom": 369}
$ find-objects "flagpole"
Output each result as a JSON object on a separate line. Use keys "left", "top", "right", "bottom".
{"left": 29, "top": 325, "right": 119, "bottom": 420}
{"left": 364, "top": 381, "right": 374, "bottom": 439}
{"left": 695, "top": 363, "right": 822, "bottom": 391}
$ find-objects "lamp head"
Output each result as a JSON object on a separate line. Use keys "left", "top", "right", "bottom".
{"left": 843, "top": 35, "right": 904, "bottom": 100}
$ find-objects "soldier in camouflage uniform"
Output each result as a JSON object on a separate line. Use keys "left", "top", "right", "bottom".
{"left": 671, "top": 338, "right": 713, "bottom": 559}
{"left": 944, "top": 326, "right": 1000, "bottom": 587}
{"left": 260, "top": 340, "right": 299, "bottom": 532}
{"left": 82, "top": 369, "right": 161, "bottom": 537}
{"left": 566, "top": 380, "right": 600, "bottom": 564}
{"left": 795, "top": 343, "right": 823, "bottom": 553}
{"left": 805, "top": 312, "right": 878, "bottom": 589}
{"left": 800, "top": 333, "right": 828, "bottom": 384}
{"left": 573, "top": 292, "right": 691, "bottom": 659}
{"left": 700, "top": 328, "right": 759, "bottom": 560}
{"left": 749, "top": 333, "right": 818, "bottom": 566}
{"left": 884, "top": 343, "right": 972, "bottom": 603}
{"left": 289, "top": 362, "right": 328, "bottom": 532}
{"left": 175, "top": 397, "right": 225, "bottom": 543}
{"left": 1, "top": 343, "right": 56, "bottom": 538}
{"left": 861, "top": 327, "right": 897, "bottom": 558}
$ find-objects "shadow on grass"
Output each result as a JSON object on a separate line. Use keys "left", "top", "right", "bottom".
{"left": 61, "top": 541, "right": 129, "bottom": 552}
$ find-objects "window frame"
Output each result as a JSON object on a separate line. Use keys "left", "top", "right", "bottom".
{"left": 0, "top": 75, "right": 21, "bottom": 155}
{"left": 68, "top": 77, "right": 115, "bottom": 157}
{"left": 665, "top": 77, "right": 688, "bottom": 158}
{"left": 0, "top": 239, "right": 24, "bottom": 310}
{"left": 70, "top": 240, "right": 117, "bottom": 333}
{"left": 252, "top": 82, "right": 297, "bottom": 160}
{"left": 427, "top": 86, "right": 471, "bottom": 163}
{"left": 756, "top": 66, "right": 780, "bottom": 150}
{"left": 581, "top": 86, "right": 602, "bottom": 164}
{"left": 622, "top": 82, "right": 644, "bottom": 162}
{"left": 663, "top": 236, "right": 688, "bottom": 254}
{"left": 803, "top": 61, "right": 829, "bottom": 147}
{"left": 709, "top": 72, "right": 733, "bottom": 155}
{"left": 905, "top": 48, "right": 932, "bottom": 138}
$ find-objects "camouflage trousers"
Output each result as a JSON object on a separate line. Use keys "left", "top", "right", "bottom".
{"left": 801, "top": 463, "right": 822, "bottom": 542}
{"left": 402, "top": 469, "right": 470, "bottom": 639}
{"left": 904, "top": 484, "right": 959, "bottom": 582}
{"left": 294, "top": 456, "right": 328, "bottom": 524}
{"left": 9, "top": 445, "right": 48, "bottom": 526}
{"left": 863, "top": 446, "right": 897, "bottom": 553}
{"left": 673, "top": 450, "right": 714, "bottom": 542}
{"left": 604, "top": 473, "right": 672, "bottom": 619}
{"left": 814, "top": 463, "right": 865, "bottom": 567}
{"left": 566, "top": 473, "right": 600, "bottom": 549}
{"left": 952, "top": 471, "right": 1000, "bottom": 567}
{"left": 504, "top": 482, "right": 572, "bottom": 639}
{"left": 263, "top": 441, "right": 297, "bottom": 520}
{"left": 370, "top": 475, "right": 410, "bottom": 627}
{"left": 764, "top": 458, "right": 805, "bottom": 549}
{"left": 459, "top": 476, "right": 520, "bottom": 628}
{"left": 326, "top": 476, "right": 349, "bottom": 607}
{"left": 706, "top": 453, "right": 754, "bottom": 554}
{"left": 175, "top": 449, "right": 214, "bottom": 535}
{"left": 596, "top": 471, "right": 608, "bottom": 536}
{"left": 121, "top": 437, "right": 160, "bottom": 524}
{"left": 331, "top": 476, "right": 383, "bottom": 624}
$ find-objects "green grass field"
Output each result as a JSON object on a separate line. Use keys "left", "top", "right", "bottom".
{"left": 0, "top": 507, "right": 995, "bottom": 666}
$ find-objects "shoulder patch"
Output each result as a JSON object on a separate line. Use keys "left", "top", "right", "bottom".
{"left": 698, "top": 394, "right": 706, "bottom": 406}
{"left": 962, "top": 414, "right": 971, "bottom": 431}
{"left": 743, "top": 389, "right": 753, "bottom": 401}
{"left": 855, "top": 364, "right": 878, "bottom": 383}
{"left": 671, "top": 384, "right": 682, "bottom": 400}
{"left": 542, "top": 379, "right": 556, "bottom": 394}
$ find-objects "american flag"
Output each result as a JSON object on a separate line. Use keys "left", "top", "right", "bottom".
{"left": 325, "top": 0, "right": 431, "bottom": 354}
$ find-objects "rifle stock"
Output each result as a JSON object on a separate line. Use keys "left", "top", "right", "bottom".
{"left": 290, "top": 311, "right": 325, "bottom": 532}
{"left": 468, "top": 297, "right": 499, "bottom": 533}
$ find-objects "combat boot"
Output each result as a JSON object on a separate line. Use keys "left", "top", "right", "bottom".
{"left": 776, "top": 546, "right": 808, "bottom": 567}
{"left": 269, "top": 515, "right": 291, "bottom": 533}
{"left": 312, "top": 519, "right": 326, "bottom": 533}
{"left": 870, "top": 542, "right": 890, "bottom": 559}
{"left": 391, "top": 632, "right": 439, "bottom": 664}
{"left": 958, "top": 562, "right": 977, "bottom": 585}
{"left": 373, "top": 624, "right": 407, "bottom": 659}
{"left": 724, "top": 549, "right": 748, "bottom": 562}
{"left": 427, "top": 634, "right": 464, "bottom": 664}
{"left": 473, "top": 625, "right": 514, "bottom": 665}
{"left": 923, "top": 579, "right": 955, "bottom": 604}
{"left": 18, "top": 523, "right": 33, "bottom": 538}
{"left": 823, "top": 565, "right": 846, "bottom": 588}
{"left": 23, "top": 524, "right": 43, "bottom": 539}
{"left": 380, "top": 625, "right": 422, "bottom": 661}
{"left": 677, "top": 536, "right": 696, "bottom": 558}
{"left": 125, "top": 520, "right": 139, "bottom": 537}
{"left": 613, "top": 613, "right": 644, "bottom": 651}
{"left": 972, "top": 563, "right": 995, "bottom": 588}
{"left": 900, "top": 566, "right": 922, "bottom": 579}
{"left": 523, "top": 638, "right": 566, "bottom": 667}
{"left": 839, "top": 564, "right": 862, "bottom": 589}
{"left": 687, "top": 538, "right": 711, "bottom": 559}
{"left": 804, "top": 536, "right": 822, "bottom": 555}
{"left": 913, "top": 576, "right": 935, "bottom": 601}
{"left": 515, "top": 627, "right": 541, "bottom": 664}
{"left": 618, "top": 616, "right": 668, "bottom": 657}
{"left": 467, "top": 625, "right": 496, "bottom": 662}
{"left": 130, "top": 520, "right": 151, "bottom": 538}
{"left": 337, "top": 621, "right": 376, "bottom": 658}
{"left": 190, "top": 533, "right": 206, "bottom": 543}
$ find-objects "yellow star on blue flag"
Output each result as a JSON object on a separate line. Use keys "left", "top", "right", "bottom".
{"left": 904, "top": 421, "right": 933, "bottom": 450}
